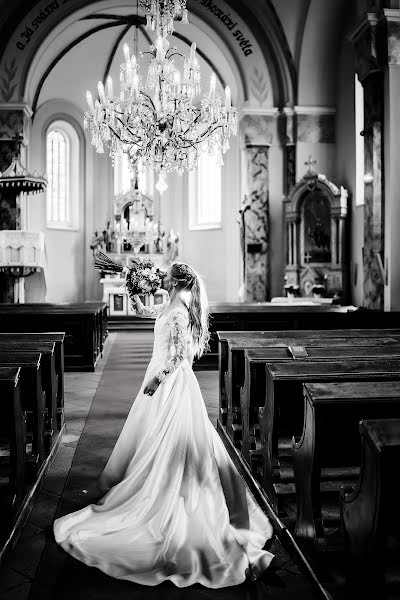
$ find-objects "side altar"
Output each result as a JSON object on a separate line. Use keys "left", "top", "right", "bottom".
{"left": 283, "top": 161, "right": 349, "bottom": 302}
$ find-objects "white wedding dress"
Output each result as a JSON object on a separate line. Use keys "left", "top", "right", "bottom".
{"left": 54, "top": 300, "right": 274, "bottom": 588}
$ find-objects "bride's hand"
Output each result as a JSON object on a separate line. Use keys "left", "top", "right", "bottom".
{"left": 144, "top": 377, "right": 160, "bottom": 396}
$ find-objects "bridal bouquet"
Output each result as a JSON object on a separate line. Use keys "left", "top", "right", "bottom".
{"left": 94, "top": 252, "right": 164, "bottom": 298}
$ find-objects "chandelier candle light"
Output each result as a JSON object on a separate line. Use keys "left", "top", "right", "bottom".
{"left": 84, "top": 0, "right": 238, "bottom": 193}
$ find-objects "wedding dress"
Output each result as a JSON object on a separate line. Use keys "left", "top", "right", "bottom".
{"left": 54, "top": 299, "right": 274, "bottom": 588}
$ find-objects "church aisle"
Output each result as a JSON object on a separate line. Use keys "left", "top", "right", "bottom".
{"left": 0, "top": 332, "right": 319, "bottom": 600}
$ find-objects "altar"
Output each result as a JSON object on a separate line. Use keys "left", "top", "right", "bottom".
{"left": 100, "top": 253, "right": 169, "bottom": 316}
{"left": 94, "top": 172, "right": 178, "bottom": 315}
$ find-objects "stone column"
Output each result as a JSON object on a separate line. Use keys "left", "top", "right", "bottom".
{"left": 0, "top": 104, "right": 32, "bottom": 301}
{"left": 281, "top": 107, "right": 296, "bottom": 195}
{"left": 240, "top": 112, "right": 278, "bottom": 302}
{"left": 350, "top": 13, "right": 385, "bottom": 310}
{"left": 244, "top": 144, "right": 270, "bottom": 301}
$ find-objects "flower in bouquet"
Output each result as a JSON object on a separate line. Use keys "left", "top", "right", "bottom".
{"left": 125, "top": 257, "right": 164, "bottom": 299}
{"left": 93, "top": 252, "right": 165, "bottom": 299}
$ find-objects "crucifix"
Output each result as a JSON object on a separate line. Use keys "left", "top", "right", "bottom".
{"left": 305, "top": 155, "right": 317, "bottom": 174}
{"left": 304, "top": 252, "right": 312, "bottom": 264}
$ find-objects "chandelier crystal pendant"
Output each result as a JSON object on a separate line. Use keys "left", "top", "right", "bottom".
{"left": 141, "top": 0, "right": 189, "bottom": 37}
{"left": 84, "top": 1, "right": 238, "bottom": 193}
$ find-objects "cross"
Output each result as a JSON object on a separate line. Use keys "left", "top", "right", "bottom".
{"left": 304, "top": 252, "right": 312, "bottom": 263}
{"left": 305, "top": 155, "right": 317, "bottom": 174}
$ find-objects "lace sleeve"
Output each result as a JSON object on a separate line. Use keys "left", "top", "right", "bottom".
{"left": 156, "top": 310, "right": 189, "bottom": 383}
{"left": 130, "top": 295, "right": 169, "bottom": 319}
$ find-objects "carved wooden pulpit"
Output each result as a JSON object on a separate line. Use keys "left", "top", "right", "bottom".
{"left": 283, "top": 162, "right": 348, "bottom": 300}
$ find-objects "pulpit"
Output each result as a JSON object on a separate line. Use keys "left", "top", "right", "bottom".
{"left": 0, "top": 231, "right": 46, "bottom": 302}
{"left": 283, "top": 164, "right": 348, "bottom": 300}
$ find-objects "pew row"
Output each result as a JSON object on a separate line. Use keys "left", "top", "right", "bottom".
{"left": 0, "top": 303, "right": 107, "bottom": 371}
{"left": 293, "top": 382, "right": 400, "bottom": 541}
{"left": 238, "top": 343, "right": 400, "bottom": 466}
{"left": 0, "top": 342, "right": 59, "bottom": 437}
{"left": 199, "top": 305, "right": 400, "bottom": 369}
{"left": 341, "top": 418, "right": 400, "bottom": 597}
{"left": 218, "top": 329, "right": 400, "bottom": 424}
{"left": 0, "top": 368, "right": 25, "bottom": 513}
{"left": 0, "top": 334, "right": 65, "bottom": 428}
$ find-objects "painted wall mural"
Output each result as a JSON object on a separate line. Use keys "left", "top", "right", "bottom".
{"left": 245, "top": 145, "right": 270, "bottom": 301}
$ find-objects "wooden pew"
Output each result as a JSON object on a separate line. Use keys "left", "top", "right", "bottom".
{"left": 0, "top": 303, "right": 106, "bottom": 371}
{"left": 258, "top": 359, "right": 400, "bottom": 508}
{"left": 0, "top": 367, "right": 26, "bottom": 510}
{"left": 0, "top": 353, "right": 45, "bottom": 471}
{"left": 218, "top": 329, "right": 400, "bottom": 425}
{"left": 293, "top": 383, "right": 400, "bottom": 541}
{"left": 0, "top": 342, "right": 58, "bottom": 437}
{"left": 341, "top": 418, "right": 400, "bottom": 597}
{"left": 224, "top": 334, "right": 400, "bottom": 439}
{"left": 240, "top": 343, "right": 400, "bottom": 466}
{"left": 0, "top": 333, "right": 65, "bottom": 429}
{"left": 200, "top": 304, "right": 400, "bottom": 369}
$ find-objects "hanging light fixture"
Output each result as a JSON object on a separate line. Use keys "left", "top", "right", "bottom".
{"left": 84, "top": 0, "right": 237, "bottom": 193}
{"left": 141, "top": 0, "right": 189, "bottom": 36}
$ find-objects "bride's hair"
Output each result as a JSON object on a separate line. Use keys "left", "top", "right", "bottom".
{"left": 170, "top": 262, "right": 210, "bottom": 358}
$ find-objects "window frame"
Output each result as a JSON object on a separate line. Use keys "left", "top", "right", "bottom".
{"left": 188, "top": 150, "right": 222, "bottom": 231}
{"left": 45, "top": 119, "right": 80, "bottom": 231}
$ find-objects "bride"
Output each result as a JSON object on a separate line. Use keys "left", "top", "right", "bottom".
{"left": 54, "top": 262, "right": 274, "bottom": 588}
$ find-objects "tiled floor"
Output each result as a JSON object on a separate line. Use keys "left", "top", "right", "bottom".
{"left": 0, "top": 331, "right": 320, "bottom": 600}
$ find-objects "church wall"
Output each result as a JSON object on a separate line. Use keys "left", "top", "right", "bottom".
{"left": 335, "top": 31, "right": 364, "bottom": 307}
{"left": 28, "top": 100, "right": 87, "bottom": 303}
{"left": 159, "top": 138, "right": 241, "bottom": 303}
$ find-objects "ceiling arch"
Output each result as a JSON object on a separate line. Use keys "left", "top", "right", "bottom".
{"left": 0, "top": 0, "right": 295, "bottom": 111}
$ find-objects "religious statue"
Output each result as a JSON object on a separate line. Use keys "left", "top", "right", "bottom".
{"left": 166, "top": 229, "right": 179, "bottom": 263}
{"left": 90, "top": 230, "right": 106, "bottom": 257}
{"left": 237, "top": 195, "right": 251, "bottom": 300}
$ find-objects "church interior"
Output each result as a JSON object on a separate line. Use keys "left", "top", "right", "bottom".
{"left": 0, "top": 0, "right": 400, "bottom": 598}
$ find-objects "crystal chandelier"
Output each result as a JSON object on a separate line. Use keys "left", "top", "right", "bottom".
{"left": 84, "top": 0, "right": 238, "bottom": 194}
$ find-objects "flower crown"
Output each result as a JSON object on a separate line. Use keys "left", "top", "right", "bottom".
{"left": 172, "top": 263, "right": 196, "bottom": 283}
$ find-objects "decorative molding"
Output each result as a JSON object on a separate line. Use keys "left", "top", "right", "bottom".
{"left": 296, "top": 113, "right": 336, "bottom": 144}
{"left": 294, "top": 106, "right": 336, "bottom": 115}
{"left": 240, "top": 112, "right": 279, "bottom": 146}
{"left": 385, "top": 9, "right": 400, "bottom": 66}
{"left": 349, "top": 12, "right": 385, "bottom": 82}
{"left": 0, "top": 105, "right": 32, "bottom": 145}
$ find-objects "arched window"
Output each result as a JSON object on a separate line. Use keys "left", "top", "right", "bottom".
{"left": 355, "top": 74, "right": 365, "bottom": 207}
{"left": 189, "top": 151, "right": 222, "bottom": 230}
{"left": 114, "top": 154, "right": 152, "bottom": 196}
{"left": 46, "top": 120, "right": 80, "bottom": 229}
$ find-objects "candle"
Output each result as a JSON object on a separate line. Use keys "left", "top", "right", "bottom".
{"left": 190, "top": 42, "right": 196, "bottom": 66}
{"left": 174, "top": 69, "right": 181, "bottom": 91}
{"left": 225, "top": 85, "right": 231, "bottom": 109}
{"left": 123, "top": 43, "right": 130, "bottom": 66}
{"left": 132, "top": 72, "right": 139, "bottom": 97}
{"left": 126, "top": 63, "right": 133, "bottom": 86}
{"left": 131, "top": 54, "right": 137, "bottom": 70}
{"left": 106, "top": 75, "right": 113, "bottom": 98}
{"left": 209, "top": 72, "right": 216, "bottom": 99}
{"left": 86, "top": 91, "right": 95, "bottom": 114}
{"left": 98, "top": 81, "right": 106, "bottom": 104}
